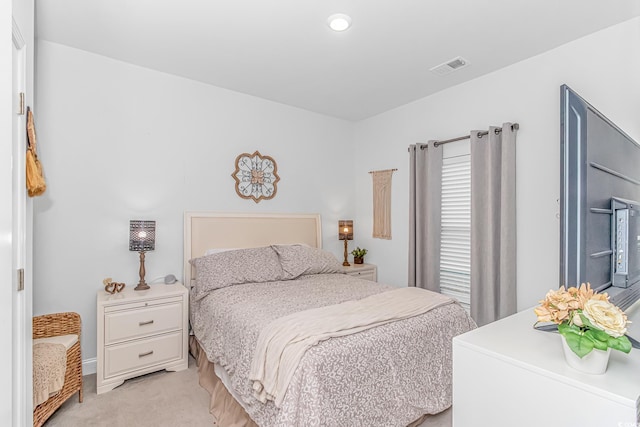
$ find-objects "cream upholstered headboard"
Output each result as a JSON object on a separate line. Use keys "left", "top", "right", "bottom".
{"left": 183, "top": 212, "right": 322, "bottom": 286}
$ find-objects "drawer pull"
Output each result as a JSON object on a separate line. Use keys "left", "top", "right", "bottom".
{"left": 138, "top": 350, "right": 154, "bottom": 358}
{"left": 139, "top": 320, "right": 154, "bottom": 326}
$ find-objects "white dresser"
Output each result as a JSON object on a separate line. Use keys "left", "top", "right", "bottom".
{"left": 453, "top": 309, "right": 640, "bottom": 427}
{"left": 96, "top": 283, "right": 189, "bottom": 394}
{"left": 342, "top": 263, "right": 377, "bottom": 282}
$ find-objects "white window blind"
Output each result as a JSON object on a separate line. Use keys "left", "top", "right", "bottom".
{"left": 440, "top": 153, "right": 471, "bottom": 312}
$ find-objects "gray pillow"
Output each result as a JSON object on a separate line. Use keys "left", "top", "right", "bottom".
{"left": 272, "top": 244, "right": 343, "bottom": 280}
{"left": 191, "top": 246, "right": 284, "bottom": 300}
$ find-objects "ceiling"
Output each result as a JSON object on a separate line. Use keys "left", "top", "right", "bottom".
{"left": 36, "top": 0, "right": 640, "bottom": 121}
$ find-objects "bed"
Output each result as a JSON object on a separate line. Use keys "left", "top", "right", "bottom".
{"left": 184, "top": 212, "right": 476, "bottom": 427}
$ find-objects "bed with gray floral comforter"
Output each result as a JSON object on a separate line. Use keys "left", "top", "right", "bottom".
{"left": 189, "top": 245, "right": 476, "bottom": 427}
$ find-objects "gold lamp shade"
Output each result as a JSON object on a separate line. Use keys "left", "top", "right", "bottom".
{"left": 338, "top": 220, "right": 353, "bottom": 240}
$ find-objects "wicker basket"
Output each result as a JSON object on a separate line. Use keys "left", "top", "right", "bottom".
{"left": 33, "top": 312, "right": 83, "bottom": 427}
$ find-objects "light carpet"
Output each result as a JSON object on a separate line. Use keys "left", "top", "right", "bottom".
{"left": 44, "top": 355, "right": 452, "bottom": 427}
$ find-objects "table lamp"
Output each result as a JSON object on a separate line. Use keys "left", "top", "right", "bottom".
{"left": 338, "top": 220, "right": 353, "bottom": 266}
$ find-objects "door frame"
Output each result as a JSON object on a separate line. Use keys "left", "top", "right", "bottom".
{"left": 12, "top": 17, "right": 32, "bottom": 426}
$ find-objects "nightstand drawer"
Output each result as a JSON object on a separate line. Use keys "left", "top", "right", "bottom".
{"left": 105, "top": 302, "right": 182, "bottom": 344}
{"left": 342, "top": 263, "right": 377, "bottom": 282}
{"left": 348, "top": 270, "right": 376, "bottom": 281}
{"left": 104, "top": 331, "right": 182, "bottom": 379}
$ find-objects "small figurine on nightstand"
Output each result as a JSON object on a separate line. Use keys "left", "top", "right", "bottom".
{"left": 350, "top": 247, "right": 368, "bottom": 264}
{"left": 103, "top": 277, "right": 125, "bottom": 294}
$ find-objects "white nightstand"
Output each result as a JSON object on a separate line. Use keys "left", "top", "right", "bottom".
{"left": 96, "top": 283, "right": 189, "bottom": 394}
{"left": 342, "top": 263, "right": 377, "bottom": 282}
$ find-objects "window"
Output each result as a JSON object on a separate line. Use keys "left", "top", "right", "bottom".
{"left": 440, "top": 149, "right": 471, "bottom": 312}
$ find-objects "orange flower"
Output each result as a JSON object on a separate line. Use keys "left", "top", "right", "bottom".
{"left": 533, "top": 305, "right": 553, "bottom": 323}
{"left": 569, "top": 282, "right": 608, "bottom": 307}
{"left": 534, "top": 287, "right": 580, "bottom": 324}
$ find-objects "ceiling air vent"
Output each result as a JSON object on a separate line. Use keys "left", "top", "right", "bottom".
{"left": 429, "top": 56, "right": 470, "bottom": 76}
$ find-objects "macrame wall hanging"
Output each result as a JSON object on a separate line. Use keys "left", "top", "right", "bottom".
{"left": 369, "top": 168, "right": 396, "bottom": 239}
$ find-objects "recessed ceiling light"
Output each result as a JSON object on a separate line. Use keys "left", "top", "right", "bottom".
{"left": 328, "top": 13, "right": 352, "bottom": 32}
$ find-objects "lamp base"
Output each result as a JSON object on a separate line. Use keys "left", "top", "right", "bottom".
{"left": 343, "top": 239, "right": 350, "bottom": 267}
{"left": 134, "top": 251, "right": 150, "bottom": 291}
{"left": 134, "top": 282, "right": 150, "bottom": 291}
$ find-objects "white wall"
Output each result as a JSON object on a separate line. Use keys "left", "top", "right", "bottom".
{"left": 353, "top": 18, "right": 640, "bottom": 311}
{"left": 33, "top": 41, "right": 355, "bottom": 363}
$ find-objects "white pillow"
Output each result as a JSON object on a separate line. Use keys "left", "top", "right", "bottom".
{"left": 204, "top": 248, "right": 240, "bottom": 256}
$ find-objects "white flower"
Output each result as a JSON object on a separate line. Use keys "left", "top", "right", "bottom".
{"left": 572, "top": 312, "right": 583, "bottom": 326}
{"left": 582, "top": 299, "right": 628, "bottom": 338}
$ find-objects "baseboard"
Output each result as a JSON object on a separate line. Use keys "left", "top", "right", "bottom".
{"left": 83, "top": 357, "right": 97, "bottom": 375}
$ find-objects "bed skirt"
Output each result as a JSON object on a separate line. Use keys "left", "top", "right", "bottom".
{"left": 190, "top": 336, "right": 258, "bottom": 427}
{"left": 189, "top": 336, "right": 432, "bottom": 427}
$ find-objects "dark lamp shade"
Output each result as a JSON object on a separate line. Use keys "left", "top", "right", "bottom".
{"left": 129, "top": 220, "right": 156, "bottom": 251}
{"left": 338, "top": 220, "right": 353, "bottom": 240}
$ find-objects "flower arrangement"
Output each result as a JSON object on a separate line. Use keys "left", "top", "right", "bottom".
{"left": 350, "top": 247, "right": 368, "bottom": 258}
{"left": 534, "top": 283, "right": 632, "bottom": 358}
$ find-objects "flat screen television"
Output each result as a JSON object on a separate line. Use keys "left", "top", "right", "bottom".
{"left": 560, "top": 85, "right": 640, "bottom": 302}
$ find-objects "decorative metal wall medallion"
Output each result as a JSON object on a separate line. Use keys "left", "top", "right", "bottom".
{"left": 232, "top": 151, "right": 280, "bottom": 203}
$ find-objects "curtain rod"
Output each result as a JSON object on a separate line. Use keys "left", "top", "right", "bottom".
{"left": 408, "top": 123, "right": 520, "bottom": 150}
{"left": 368, "top": 168, "right": 397, "bottom": 174}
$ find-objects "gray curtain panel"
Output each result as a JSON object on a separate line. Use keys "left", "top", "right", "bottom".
{"left": 408, "top": 141, "right": 443, "bottom": 291}
{"left": 470, "top": 123, "right": 517, "bottom": 326}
